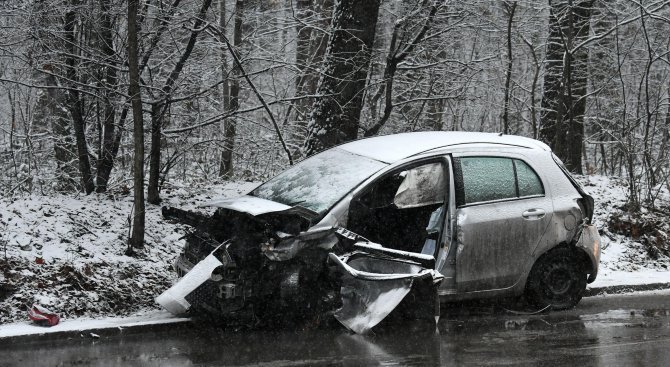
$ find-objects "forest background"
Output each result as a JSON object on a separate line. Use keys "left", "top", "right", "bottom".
{"left": 0, "top": 0, "right": 669, "bottom": 245}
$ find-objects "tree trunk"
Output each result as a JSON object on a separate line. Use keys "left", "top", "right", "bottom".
{"left": 502, "top": 1, "right": 517, "bottom": 135}
{"left": 540, "top": 0, "right": 593, "bottom": 174}
{"left": 41, "top": 74, "right": 79, "bottom": 189}
{"left": 220, "top": 0, "right": 244, "bottom": 178}
{"left": 128, "top": 0, "right": 145, "bottom": 248}
{"left": 304, "top": 0, "right": 382, "bottom": 156}
{"left": 218, "top": 0, "right": 231, "bottom": 177}
{"left": 294, "top": 0, "right": 313, "bottom": 107}
{"left": 147, "top": 101, "right": 164, "bottom": 204}
{"left": 64, "top": 5, "right": 95, "bottom": 194}
{"left": 95, "top": 0, "right": 119, "bottom": 193}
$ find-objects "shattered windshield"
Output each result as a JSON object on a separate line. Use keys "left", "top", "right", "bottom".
{"left": 251, "top": 148, "right": 387, "bottom": 215}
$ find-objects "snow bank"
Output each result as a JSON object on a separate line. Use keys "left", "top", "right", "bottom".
{"left": 0, "top": 181, "right": 257, "bottom": 324}
{"left": 577, "top": 175, "right": 670, "bottom": 288}
{"left": 0, "top": 310, "right": 187, "bottom": 339}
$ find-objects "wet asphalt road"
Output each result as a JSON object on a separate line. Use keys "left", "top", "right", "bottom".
{"left": 1, "top": 292, "right": 669, "bottom": 366}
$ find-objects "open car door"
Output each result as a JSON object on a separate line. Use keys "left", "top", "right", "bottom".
{"left": 337, "top": 159, "right": 452, "bottom": 332}
{"left": 328, "top": 241, "right": 443, "bottom": 334}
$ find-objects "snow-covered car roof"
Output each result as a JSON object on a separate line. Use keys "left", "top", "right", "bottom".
{"left": 339, "top": 132, "right": 550, "bottom": 163}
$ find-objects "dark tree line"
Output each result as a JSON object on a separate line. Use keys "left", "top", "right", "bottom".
{"left": 1, "top": 0, "right": 670, "bottom": 246}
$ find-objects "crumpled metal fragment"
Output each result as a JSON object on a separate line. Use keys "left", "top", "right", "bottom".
{"left": 329, "top": 252, "right": 443, "bottom": 334}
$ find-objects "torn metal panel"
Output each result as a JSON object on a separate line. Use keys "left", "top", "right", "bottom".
{"left": 261, "top": 227, "right": 339, "bottom": 262}
{"left": 336, "top": 276, "right": 413, "bottom": 334}
{"left": 352, "top": 242, "right": 436, "bottom": 269}
{"left": 329, "top": 252, "right": 443, "bottom": 334}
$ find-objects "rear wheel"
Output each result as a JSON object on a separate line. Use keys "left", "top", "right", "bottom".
{"left": 525, "top": 247, "right": 587, "bottom": 310}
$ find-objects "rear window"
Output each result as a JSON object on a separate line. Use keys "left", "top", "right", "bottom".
{"left": 516, "top": 159, "right": 544, "bottom": 197}
{"left": 456, "top": 157, "right": 544, "bottom": 205}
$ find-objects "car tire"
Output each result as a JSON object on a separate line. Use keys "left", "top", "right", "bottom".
{"left": 525, "top": 247, "right": 587, "bottom": 310}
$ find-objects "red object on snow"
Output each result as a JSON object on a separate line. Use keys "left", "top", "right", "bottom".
{"left": 28, "top": 304, "right": 60, "bottom": 326}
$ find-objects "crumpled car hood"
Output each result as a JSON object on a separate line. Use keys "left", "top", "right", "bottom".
{"left": 201, "top": 195, "right": 292, "bottom": 216}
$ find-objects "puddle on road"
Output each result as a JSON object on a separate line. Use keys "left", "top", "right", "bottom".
{"left": 579, "top": 308, "right": 670, "bottom": 329}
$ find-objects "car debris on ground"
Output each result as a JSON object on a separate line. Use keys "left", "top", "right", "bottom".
{"left": 27, "top": 304, "right": 60, "bottom": 327}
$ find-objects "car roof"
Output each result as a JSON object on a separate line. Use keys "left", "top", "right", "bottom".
{"left": 338, "top": 132, "right": 550, "bottom": 163}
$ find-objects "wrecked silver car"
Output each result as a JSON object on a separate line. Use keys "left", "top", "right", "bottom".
{"left": 156, "top": 132, "right": 601, "bottom": 334}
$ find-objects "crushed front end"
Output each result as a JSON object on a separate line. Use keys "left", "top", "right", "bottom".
{"left": 158, "top": 201, "right": 341, "bottom": 323}
{"left": 156, "top": 198, "right": 443, "bottom": 333}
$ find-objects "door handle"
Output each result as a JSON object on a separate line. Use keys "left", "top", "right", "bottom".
{"left": 522, "top": 208, "right": 545, "bottom": 220}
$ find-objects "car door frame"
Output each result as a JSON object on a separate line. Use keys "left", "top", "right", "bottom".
{"left": 344, "top": 155, "right": 453, "bottom": 260}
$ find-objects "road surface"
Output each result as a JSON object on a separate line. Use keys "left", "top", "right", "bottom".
{"left": 1, "top": 291, "right": 669, "bottom": 366}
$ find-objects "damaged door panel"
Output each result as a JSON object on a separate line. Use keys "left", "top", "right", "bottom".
{"left": 155, "top": 132, "right": 602, "bottom": 334}
{"left": 329, "top": 247, "right": 443, "bottom": 334}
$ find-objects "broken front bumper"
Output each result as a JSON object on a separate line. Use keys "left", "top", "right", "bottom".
{"left": 157, "top": 241, "right": 443, "bottom": 334}
{"left": 156, "top": 254, "right": 224, "bottom": 315}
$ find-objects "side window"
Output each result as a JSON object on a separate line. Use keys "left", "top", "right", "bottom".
{"left": 460, "top": 157, "right": 516, "bottom": 203}
{"left": 515, "top": 159, "right": 544, "bottom": 197}
{"left": 456, "top": 157, "right": 544, "bottom": 205}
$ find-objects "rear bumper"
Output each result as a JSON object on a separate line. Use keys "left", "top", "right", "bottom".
{"left": 576, "top": 224, "right": 601, "bottom": 283}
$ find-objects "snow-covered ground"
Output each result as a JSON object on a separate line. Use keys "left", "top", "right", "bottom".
{"left": 577, "top": 175, "right": 670, "bottom": 288}
{"left": 0, "top": 310, "right": 187, "bottom": 339}
{"left": 0, "top": 181, "right": 258, "bottom": 325}
{"left": 0, "top": 175, "right": 668, "bottom": 334}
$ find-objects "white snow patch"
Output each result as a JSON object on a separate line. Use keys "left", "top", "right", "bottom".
{"left": 0, "top": 181, "right": 259, "bottom": 324}
{"left": 0, "top": 310, "right": 188, "bottom": 339}
{"left": 578, "top": 175, "right": 670, "bottom": 289}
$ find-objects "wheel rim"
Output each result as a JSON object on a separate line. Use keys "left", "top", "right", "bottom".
{"left": 545, "top": 267, "right": 572, "bottom": 296}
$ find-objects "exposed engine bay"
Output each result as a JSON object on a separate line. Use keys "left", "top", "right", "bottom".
{"left": 156, "top": 201, "right": 443, "bottom": 334}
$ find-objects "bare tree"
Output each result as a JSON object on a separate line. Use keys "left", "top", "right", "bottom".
{"left": 540, "top": 0, "right": 594, "bottom": 174}
{"left": 363, "top": 0, "right": 441, "bottom": 137}
{"left": 128, "top": 0, "right": 145, "bottom": 249}
{"left": 217, "top": 0, "right": 231, "bottom": 177}
{"left": 219, "top": 0, "right": 244, "bottom": 178}
{"left": 147, "top": 0, "right": 214, "bottom": 204}
{"left": 63, "top": 1, "right": 95, "bottom": 194}
{"left": 95, "top": 0, "right": 122, "bottom": 193}
{"left": 502, "top": 1, "right": 518, "bottom": 135}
